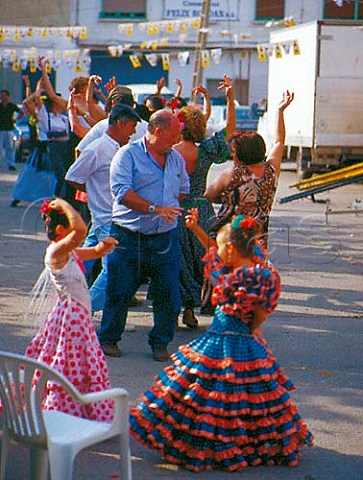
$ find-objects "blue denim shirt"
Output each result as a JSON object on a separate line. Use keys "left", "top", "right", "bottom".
{"left": 111, "top": 137, "right": 190, "bottom": 234}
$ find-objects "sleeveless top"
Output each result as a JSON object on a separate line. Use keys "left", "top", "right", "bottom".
{"left": 220, "top": 162, "right": 277, "bottom": 247}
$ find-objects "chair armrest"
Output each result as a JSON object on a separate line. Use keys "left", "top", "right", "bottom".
{"left": 79, "top": 387, "right": 129, "bottom": 404}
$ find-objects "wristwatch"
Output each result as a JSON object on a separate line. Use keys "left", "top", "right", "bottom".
{"left": 148, "top": 204, "right": 156, "bottom": 214}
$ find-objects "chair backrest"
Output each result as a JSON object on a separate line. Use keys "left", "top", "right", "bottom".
{"left": 0, "top": 351, "right": 80, "bottom": 448}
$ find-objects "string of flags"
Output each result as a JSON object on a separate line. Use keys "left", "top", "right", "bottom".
{"left": 118, "top": 18, "right": 201, "bottom": 36}
{"left": 264, "top": 16, "right": 296, "bottom": 28}
{"left": 107, "top": 46, "right": 223, "bottom": 70}
{"left": 0, "top": 25, "right": 87, "bottom": 41}
{"left": 257, "top": 39, "right": 300, "bottom": 61}
{"left": 0, "top": 47, "right": 91, "bottom": 72}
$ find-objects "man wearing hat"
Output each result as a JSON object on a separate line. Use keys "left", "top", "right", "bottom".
{"left": 65, "top": 104, "right": 141, "bottom": 314}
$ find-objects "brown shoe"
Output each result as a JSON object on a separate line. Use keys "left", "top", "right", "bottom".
{"left": 182, "top": 308, "right": 199, "bottom": 329}
{"left": 152, "top": 347, "right": 170, "bottom": 362}
{"left": 101, "top": 343, "right": 122, "bottom": 358}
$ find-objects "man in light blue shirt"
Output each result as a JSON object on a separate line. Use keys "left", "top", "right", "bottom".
{"left": 98, "top": 110, "right": 190, "bottom": 362}
{"left": 65, "top": 104, "right": 141, "bottom": 313}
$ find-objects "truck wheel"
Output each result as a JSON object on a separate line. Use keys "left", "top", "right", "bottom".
{"left": 296, "top": 149, "right": 311, "bottom": 180}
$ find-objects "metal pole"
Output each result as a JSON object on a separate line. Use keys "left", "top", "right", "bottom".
{"left": 191, "top": 0, "right": 211, "bottom": 98}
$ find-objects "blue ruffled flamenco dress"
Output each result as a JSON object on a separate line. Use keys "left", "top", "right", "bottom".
{"left": 129, "top": 246, "right": 314, "bottom": 472}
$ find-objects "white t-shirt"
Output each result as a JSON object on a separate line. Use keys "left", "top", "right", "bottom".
{"left": 76, "top": 117, "right": 148, "bottom": 152}
{"left": 65, "top": 133, "right": 119, "bottom": 230}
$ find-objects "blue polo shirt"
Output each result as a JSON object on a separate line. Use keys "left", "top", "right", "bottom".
{"left": 111, "top": 137, "right": 190, "bottom": 234}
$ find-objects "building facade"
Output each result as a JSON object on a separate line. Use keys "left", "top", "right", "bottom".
{"left": 1, "top": 0, "right": 362, "bottom": 104}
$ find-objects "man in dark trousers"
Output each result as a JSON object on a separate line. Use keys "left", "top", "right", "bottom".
{"left": 0, "top": 89, "right": 23, "bottom": 170}
{"left": 98, "top": 110, "right": 190, "bottom": 362}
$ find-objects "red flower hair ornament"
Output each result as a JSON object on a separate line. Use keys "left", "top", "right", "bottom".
{"left": 231, "top": 214, "right": 257, "bottom": 230}
{"left": 177, "top": 112, "right": 186, "bottom": 131}
{"left": 40, "top": 199, "right": 52, "bottom": 216}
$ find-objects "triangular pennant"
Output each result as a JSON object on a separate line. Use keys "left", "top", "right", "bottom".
{"left": 177, "top": 51, "right": 190, "bottom": 67}
{"left": 79, "top": 27, "right": 87, "bottom": 40}
{"left": 257, "top": 45, "right": 267, "bottom": 62}
{"left": 130, "top": 54, "right": 141, "bottom": 68}
{"left": 145, "top": 53, "right": 158, "bottom": 67}
{"left": 211, "top": 48, "right": 222, "bottom": 64}
{"left": 161, "top": 53, "right": 171, "bottom": 70}
{"left": 275, "top": 43, "right": 283, "bottom": 58}
{"left": 293, "top": 39, "right": 300, "bottom": 55}
{"left": 201, "top": 50, "right": 210, "bottom": 68}
{"left": 12, "top": 56, "right": 21, "bottom": 72}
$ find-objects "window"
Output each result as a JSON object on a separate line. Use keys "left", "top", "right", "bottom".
{"left": 324, "top": 0, "right": 362, "bottom": 19}
{"left": 100, "top": 0, "right": 146, "bottom": 20}
{"left": 255, "top": 0, "right": 285, "bottom": 21}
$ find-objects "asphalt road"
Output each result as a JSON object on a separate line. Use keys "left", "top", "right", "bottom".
{"left": 0, "top": 159, "right": 362, "bottom": 479}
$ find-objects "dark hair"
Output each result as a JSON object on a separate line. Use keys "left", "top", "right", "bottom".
{"left": 144, "top": 95, "right": 164, "bottom": 111}
{"left": 43, "top": 97, "right": 54, "bottom": 112}
{"left": 108, "top": 103, "right": 141, "bottom": 125}
{"left": 229, "top": 131, "right": 266, "bottom": 165}
{"left": 1, "top": 89, "right": 10, "bottom": 96}
{"left": 135, "top": 103, "right": 151, "bottom": 122}
{"left": 218, "top": 216, "right": 262, "bottom": 258}
{"left": 43, "top": 209, "right": 69, "bottom": 241}
{"left": 165, "top": 96, "right": 187, "bottom": 110}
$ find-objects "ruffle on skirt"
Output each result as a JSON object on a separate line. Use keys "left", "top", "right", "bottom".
{"left": 25, "top": 297, "right": 113, "bottom": 422}
{"left": 130, "top": 328, "right": 313, "bottom": 472}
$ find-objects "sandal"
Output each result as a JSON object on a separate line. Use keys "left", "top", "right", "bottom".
{"left": 182, "top": 308, "right": 199, "bottom": 329}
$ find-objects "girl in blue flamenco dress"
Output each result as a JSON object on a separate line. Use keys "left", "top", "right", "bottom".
{"left": 129, "top": 209, "right": 314, "bottom": 472}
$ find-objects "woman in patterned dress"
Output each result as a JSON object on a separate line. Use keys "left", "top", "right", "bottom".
{"left": 205, "top": 90, "right": 294, "bottom": 249}
{"left": 129, "top": 209, "right": 313, "bottom": 472}
{"left": 174, "top": 75, "right": 236, "bottom": 328}
{"left": 25, "top": 198, "right": 117, "bottom": 421}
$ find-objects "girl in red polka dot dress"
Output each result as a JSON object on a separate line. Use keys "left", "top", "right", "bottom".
{"left": 25, "top": 198, "right": 118, "bottom": 422}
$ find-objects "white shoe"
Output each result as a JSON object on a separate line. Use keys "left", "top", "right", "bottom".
{"left": 125, "top": 324, "right": 136, "bottom": 332}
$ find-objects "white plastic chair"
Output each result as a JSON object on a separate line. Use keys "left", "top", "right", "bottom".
{"left": 0, "top": 351, "right": 132, "bottom": 480}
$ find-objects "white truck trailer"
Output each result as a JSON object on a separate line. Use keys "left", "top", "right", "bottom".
{"left": 258, "top": 20, "right": 363, "bottom": 179}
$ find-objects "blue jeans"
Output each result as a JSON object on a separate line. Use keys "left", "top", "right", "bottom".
{"left": 83, "top": 226, "right": 99, "bottom": 278}
{"left": 0, "top": 131, "right": 15, "bottom": 167}
{"left": 98, "top": 224, "right": 181, "bottom": 349}
{"left": 88, "top": 223, "right": 112, "bottom": 313}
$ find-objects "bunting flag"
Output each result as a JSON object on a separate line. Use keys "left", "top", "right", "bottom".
{"left": 293, "top": 39, "right": 300, "bottom": 55}
{"left": 201, "top": 49, "right": 211, "bottom": 68}
{"left": 12, "top": 56, "right": 20, "bottom": 71}
{"left": 75, "top": 58, "right": 83, "bottom": 73}
{"left": 145, "top": 53, "right": 158, "bottom": 67}
{"left": 126, "top": 25, "right": 134, "bottom": 36}
{"left": 211, "top": 48, "right": 222, "bottom": 64}
{"left": 0, "top": 25, "right": 88, "bottom": 40}
{"left": 177, "top": 51, "right": 190, "bottom": 66}
{"left": 161, "top": 53, "right": 171, "bottom": 70}
{"left": 119, "top": 18, "right": 201, "bottom": 36}
{"left": 275, "top": 43, "right": 283, "bottom": 58}
{"left": 129, "top": 54, "right": 141, "bottom": 68}
{"left": 257, "top": 45, "right": 267, "bottom": 62}
{"left": 282, "top": 43, "right": 291, "bottom": 54}
{"left": 108, "top": 46, "right": 118, "bottom": 57}
{"left": 0, "top": 47, "right": 90, "bottom": 72}
{"left": 257, "top": 39, "right": 301, "bottom": 60}
{"left": 29, "top": 58, "right": 37, "bottom": 72}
